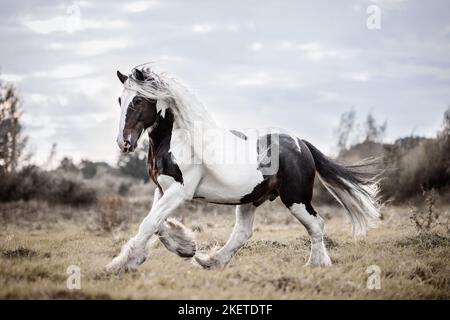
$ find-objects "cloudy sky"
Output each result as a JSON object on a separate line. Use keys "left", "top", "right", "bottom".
{"left": 0, "top": 0, "right": 449, "bottom": 165}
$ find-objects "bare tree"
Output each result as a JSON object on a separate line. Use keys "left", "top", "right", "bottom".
{"left": 334, "top": 108, "right": 356, "bottom": 152}
{"left": 439, "top": 106, "right": 450, "bottom": 139}
{"left": 364, "top": 112, "right": 387, "bottom": 143}
{"left": 0, "top": 77, "right": 27, "bottom": 173}
{"left": 42, "top": 143, "right": 57, "bottom": 170}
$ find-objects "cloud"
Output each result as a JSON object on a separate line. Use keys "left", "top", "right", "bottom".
{"left": 38, "top": 64, "right": 94, "bottom": 79}
{"left": 191, "top": 24, "right": 213, "bottom": 33}
{"left": 23, "top": 14, "right": 129, "bottom": 34}
{"left": 317, "top": 91, "right": 339, "bottom": 103}
{"left": 76, "top": 39, "right": 131, "bottom": 57}
{"left": 250, "top": 42, "right": 263, "bottom": 52}
{"left": 23, "top": 15, "right": 72, "bottom": 34}
{"left": 46, "top": 38, "right": 131, "bottom": 57}
{"left": 0, "top": 73, "right": 24, "bottom": 82}
{"left": 124, "top": 1, "right": 159, "bottom": 13}
{"left": 368, "top": 0, "right": 409, "bottom": 10}
{"left": 191, "top": 22, "right": 257, "bottom": 34}
{"left": 24, "top": 93, "right": 68, "bottom": 106}
{"left": 225, "top": 24, "right": 240, "bottom": 32}
{"left": 25, "top": 93, "right": 48, "bottom": 104}
{"left": 219, "top": 70, "right": 302, "bottom": 88}
{"left": 280, "top": 41, "right": 358, "bottom": 62}
{"left": 7, "top": 64, "right": 94, "bottom": 81}
{"left": 343, "top": 72, "right": 371, "bottom": 82}
{"left": 444, "top": 24, "right": 450, "bottom": 36}
{"left": 65, "top": 77, "right": 108, "bottom": 95}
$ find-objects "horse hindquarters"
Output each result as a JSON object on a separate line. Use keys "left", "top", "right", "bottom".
{"left": 275, "top": 136, "right": 332, "bottom": 267}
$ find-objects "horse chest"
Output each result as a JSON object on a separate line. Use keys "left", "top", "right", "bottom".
{"left": 147, "top": 142, "right": 183, "bottom": 189}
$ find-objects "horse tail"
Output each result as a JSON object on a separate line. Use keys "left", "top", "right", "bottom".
{"left": 302, "top": 140, "right": 382, "bottom": 238}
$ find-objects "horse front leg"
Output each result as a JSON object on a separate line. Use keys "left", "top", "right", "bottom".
{"left": 106, "top": 183, "right": 185, "bottom": 273}
{"left": 195, "top": 203, "right": 256, "bottom": 269}
{"left": 147, "top": 187, "right": 197, "bottom": 258}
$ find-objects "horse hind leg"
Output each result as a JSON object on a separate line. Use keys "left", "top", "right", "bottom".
{"left": 289, "top": 202, "right": 332, "bottom": 267}
{"left": 195, "top": 203, "right": 256, "bottom": 269}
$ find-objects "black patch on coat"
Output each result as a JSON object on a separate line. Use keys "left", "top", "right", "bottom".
{"left": 277, "top": 136, "right": 316, "bottom": 210}
{"left": 230, "top": 130, "right": 248, "bottom": 140}
{"left": 147, "top": 109, "right": 183, "bottom": 190}
{"left": 239, "top": 134, "right": 318, "bottom": 215}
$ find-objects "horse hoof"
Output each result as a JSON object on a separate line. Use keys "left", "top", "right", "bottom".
{"left": 193, "top": 254, "right": 226, "bottom": 270}
{"left": 105, "top": 255, "right": 146, "bottom": 274}
{"left": 304, "top": 259, "right": 333, "bottom": 268}
{"left": 105, "top": 261, "right": 124, "bottom": 274}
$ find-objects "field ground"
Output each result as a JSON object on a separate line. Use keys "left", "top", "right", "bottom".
{"left": 0, "top": 200, "right": 449, "bottom": 299}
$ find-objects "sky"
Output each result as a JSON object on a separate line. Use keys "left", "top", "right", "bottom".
{"left": 0, "top": 0, "right": 449, "bottom": 165}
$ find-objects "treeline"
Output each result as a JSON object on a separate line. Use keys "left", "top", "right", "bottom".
{"left": 1, "top": 75, "right": 449, "bottom": 207}
{"left": 331, "top": 107, "right": 450, "bottom": 204}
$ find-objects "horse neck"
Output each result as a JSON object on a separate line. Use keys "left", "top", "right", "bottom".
{"left": 148, "top": 107, "right": 219, "bottom": 153}
{"left": 148, "top": 110, "right": 175, "bottom": 152}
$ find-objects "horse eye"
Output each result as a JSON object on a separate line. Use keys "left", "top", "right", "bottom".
{"left": 134, "top": 98, "right": 142, "bottom": 105}
{"left": 118, "top": 97, "right": 121, "bottom": 106}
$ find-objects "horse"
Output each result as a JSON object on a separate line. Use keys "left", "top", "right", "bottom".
{"left": 105, "top": 65, "right": 381, "bottom": 273}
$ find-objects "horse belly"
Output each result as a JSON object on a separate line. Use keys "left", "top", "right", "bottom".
{"left": 194, "top": 164, "right": 264, "bottom": 204}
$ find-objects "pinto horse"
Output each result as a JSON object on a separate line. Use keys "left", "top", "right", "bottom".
{"left": 106, "top": 65, "right": 381, "bottom": 273}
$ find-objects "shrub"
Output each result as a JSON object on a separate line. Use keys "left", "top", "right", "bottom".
{"left": 0, "top": 165, "right": 97, "bottom": 206}
{"left": 409, "top": 188, "right": 449, "bottom": 233}
{"left": 118, "top": 182, "right": 132, "bottom": 196}
{"left": 94, "top": 195, "right": 128, "bottom": 232}
{"left": 382, "top": 133, "right": 450, "bottom": 202}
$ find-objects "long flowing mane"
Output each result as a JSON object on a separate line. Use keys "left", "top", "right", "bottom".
{"left": 124, "top": 64, "right": 217, "bottom": 131}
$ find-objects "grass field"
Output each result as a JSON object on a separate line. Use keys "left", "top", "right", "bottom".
{"left": 0, "top": 200, "right": 449, "bottom": 300}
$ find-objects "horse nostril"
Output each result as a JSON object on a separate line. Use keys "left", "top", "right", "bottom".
{"left": 122, "top": 139, "right": 132, "bottom": 152}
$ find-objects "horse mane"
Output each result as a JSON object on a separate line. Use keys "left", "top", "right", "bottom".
{"left": 124, "top": 64, "right": 217, "bottom": 131}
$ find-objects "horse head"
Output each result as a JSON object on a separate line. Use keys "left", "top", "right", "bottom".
{"left": 116, "top": 69, "right": 158, "bottom": 153}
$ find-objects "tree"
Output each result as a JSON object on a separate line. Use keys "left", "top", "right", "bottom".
{"left": 58, "top": 157, "right": 79, "bottom": 173}
{"left": 79, "top": 159, "right": 98, "bottom": 179}
{"left": 364, "top": 112, "right": 387, "bottom": 143}
{"left": 42, "top": 143, "right": 57, "bottom": 170}
{"left": 79, "top": 159, "right": 112, "bottom": 179}
{"left": 334, "top": 108, "right": 356, "bottom": 153}
{"left": 335, "top": 109, "right": 387, "bottom": 154}
{"left": 439, "top": 106, "right": 450, "bottom": 139}
{"left": 0, "top": 77, "right": 27, "bottom": 173}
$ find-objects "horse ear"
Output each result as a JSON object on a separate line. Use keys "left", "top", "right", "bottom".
{"left": 117, "top": 70, "right": 128, "bottom": 84}
{"left": 134, "top": 68, "right": 145, "bottom": 81}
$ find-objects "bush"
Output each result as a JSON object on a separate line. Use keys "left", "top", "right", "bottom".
{"left": 382, "top": 133, "right": 450, "bottom": 202}
{"left": 94, "top": 195, "right": 128, "bottom": 232}
{"left": 118, "top": 182, "right": 132, "bottom": 196}
{"left": 0, "top": 165, "right": 97, "bottom": 206}
{"left": 409, "top": 188, "right": 449, "bottom": 233}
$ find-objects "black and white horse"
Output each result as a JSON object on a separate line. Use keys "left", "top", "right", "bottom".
{"left": 106, "top": 65, "right": 381, "bottom": 273}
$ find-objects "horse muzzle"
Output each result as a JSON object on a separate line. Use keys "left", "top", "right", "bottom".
{"left": 121, "top": 127, "right": 143, "bottom": 153}
{"left": 122, "top": 139, "right": 136, "bottom": 153}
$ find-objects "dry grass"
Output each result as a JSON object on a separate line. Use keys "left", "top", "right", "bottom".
{"left": 0, "top": 202, "right": 449, "bottom": 300}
